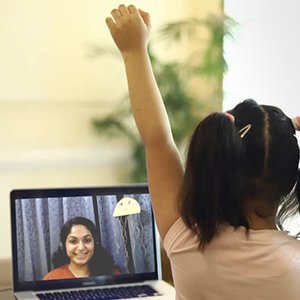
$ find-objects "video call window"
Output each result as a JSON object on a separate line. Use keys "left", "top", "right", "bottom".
{"left": 15, "top": 193, "right": 155, "bottom": 282}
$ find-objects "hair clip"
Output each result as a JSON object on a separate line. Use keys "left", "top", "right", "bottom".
{"left": 292, "top": 116, "right": 300, "bottom": 131}
{"left": 239, "top": 124, "right": 252, "bottom": 138}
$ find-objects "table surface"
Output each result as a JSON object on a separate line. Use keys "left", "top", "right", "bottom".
{"left": 0, "top": 290, "right": 14, "bottom": 299}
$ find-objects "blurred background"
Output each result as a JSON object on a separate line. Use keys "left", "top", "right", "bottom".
{"left": 1, "top": 0, "right": 300, "bottom": 283}
{"left": 0, "top": 0, "right": 223, "bottom": 262}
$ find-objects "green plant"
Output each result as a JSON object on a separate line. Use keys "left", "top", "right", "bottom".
{"left": 91, "top": 14, "right": 237, "bottom": 182}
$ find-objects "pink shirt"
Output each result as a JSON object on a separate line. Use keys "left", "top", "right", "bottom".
{"left": 164, "top": 218, "right": 300, "bottom": 300}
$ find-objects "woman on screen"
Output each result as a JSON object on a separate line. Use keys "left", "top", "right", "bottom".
{"left": 43, "top": 216, "right": 121, "bottom": 280}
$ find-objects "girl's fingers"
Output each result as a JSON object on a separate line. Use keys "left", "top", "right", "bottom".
{"left": 105, "top": 17, "right": 115, "bottom": 31}
{"left": 138, "top": 8, "right": 151, "bottom": 27}
{"left": 118, "top": 4, "right": 130, "bottom": 16}
{"left": 292, "top": 116, "right": 300, "bottom": 131}
{"left": 111, "top": 8, "right": 122, "bottom": 22}
{"left": 128, "top": 4, "right": 138, "bottom": 14}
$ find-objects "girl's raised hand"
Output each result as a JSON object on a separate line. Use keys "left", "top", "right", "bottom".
{"left": 105, "top": 4, "right": 151, "bottom": 56}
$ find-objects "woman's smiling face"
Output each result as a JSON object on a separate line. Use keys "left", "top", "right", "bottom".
{"left": 65, "top": 224, "right": 95, "bottom": 267}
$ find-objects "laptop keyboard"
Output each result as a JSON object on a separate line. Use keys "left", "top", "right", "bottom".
{"left": 37, "top": 284, "right": 162, "bottom": 299}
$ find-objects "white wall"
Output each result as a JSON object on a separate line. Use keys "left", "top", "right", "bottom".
{"left": 0, "top": 0, "right": 221, "bottom": 260}
{"left": 224, "top": 0, "right": 300, "bottom": 234}
{"left": 224, "top": 0, "right": 300, "bottom": 116}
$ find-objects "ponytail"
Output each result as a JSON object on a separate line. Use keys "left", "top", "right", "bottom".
{"left": 180, "top": 112, "right": 248, "bottom": 248}
{"left": 276, "top": 169, "right": 300, "bottom": 238}
{"left": 297, "top": 170, "right": 300, "bottom": 205}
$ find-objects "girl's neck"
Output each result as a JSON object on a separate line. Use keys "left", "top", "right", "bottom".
{"left": 245, "top": 197, "right": 278, "bottom": 230}
{"left": 68, "top": 263, "right": 90, "bottom": 278}
{"left": 248, "top": 213, "right": 277, "bottom": 230}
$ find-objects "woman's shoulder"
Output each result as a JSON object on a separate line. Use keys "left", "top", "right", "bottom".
{"left": 43, "top": 264, "right": 75, "bottom": 280}
{"left": 112, "top": 266, "right": 122, "bottom": 275}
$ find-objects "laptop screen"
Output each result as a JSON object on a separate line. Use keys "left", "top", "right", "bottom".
{"left": 10, "top": 184, "right": 160, "bottom": 292}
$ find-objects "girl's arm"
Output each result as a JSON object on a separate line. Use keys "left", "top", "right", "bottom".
{"left": 106, "top": 4, "right": 184, "bottom": 239}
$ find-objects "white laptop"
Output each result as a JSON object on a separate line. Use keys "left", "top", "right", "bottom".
{"left": 10, "top": 184, "right": 175, "bottom": 299}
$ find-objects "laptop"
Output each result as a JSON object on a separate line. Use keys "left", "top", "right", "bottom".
{"left": 10, "top": 184, "right": 175, "bottom": 299}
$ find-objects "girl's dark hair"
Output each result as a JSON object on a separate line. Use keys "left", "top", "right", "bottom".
{"left": 180, "top": 99, "right": 300, "bottom": 248}
{"left": 52, "top": 216, "right": 115, "bottom": 276}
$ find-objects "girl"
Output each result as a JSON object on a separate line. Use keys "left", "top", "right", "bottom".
{"left": 105, "top": 5, "right": 300, "bottom": 299}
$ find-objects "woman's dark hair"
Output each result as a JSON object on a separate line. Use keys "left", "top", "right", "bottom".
{"left": 180, "top": 99, "right": 300, "bottom": 248}
{"left": 52, "top": 216, "right": 115, "bottom": 276}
